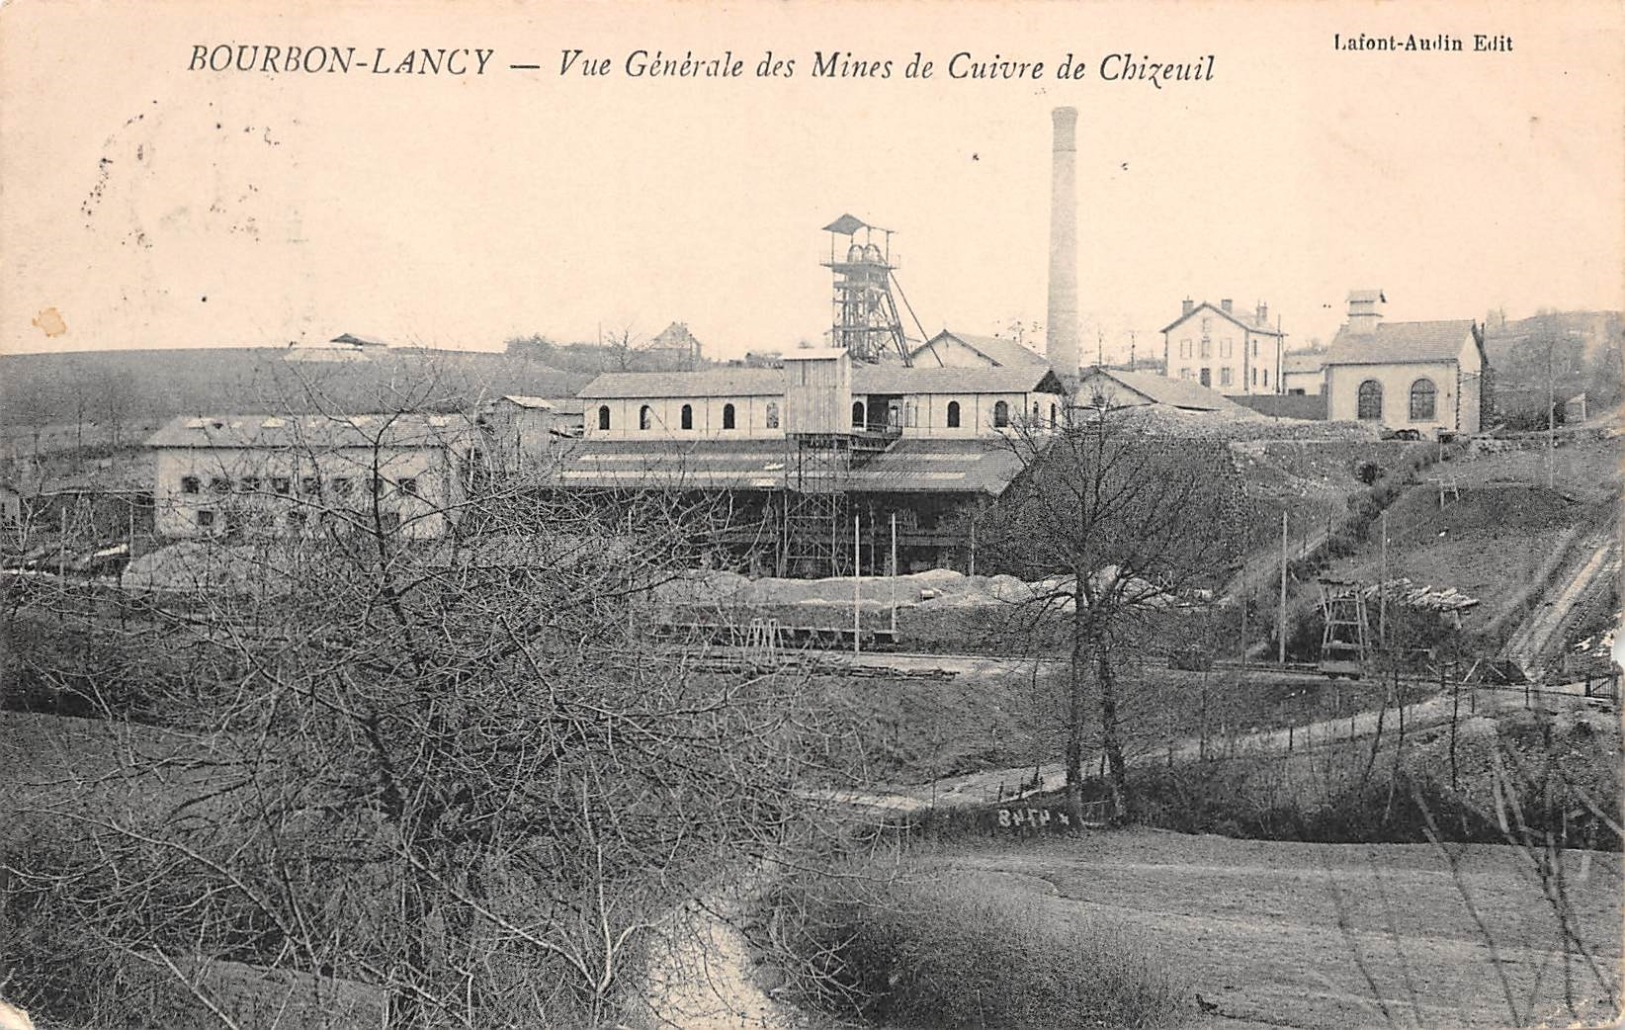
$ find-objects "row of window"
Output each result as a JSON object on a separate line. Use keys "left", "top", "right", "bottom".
{"left": 189, "top": 508, "right": 405, "bottom": 533}
{"left": 1177, "top": 367, "right": 1269, "bottom": 388}
{"left": 178, "top": 475, "right": 418, "bottom": 497}
{"left": 1177, "top": 337, "right": 1264, "bottom": 361}
{"left": 1358, "top": 378, "right": 1437, "bottom": 422}
{"left": 601, "top": 399, "right": 1052, "bottom": 433}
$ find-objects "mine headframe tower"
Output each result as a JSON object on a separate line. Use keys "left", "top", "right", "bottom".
{"left": 822, "top": 213, "right": 913, "bottom": 366}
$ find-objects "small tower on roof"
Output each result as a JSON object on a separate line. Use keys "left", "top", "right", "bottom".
{"left": 822, "top": 214, "right": 912, "bottom": 366}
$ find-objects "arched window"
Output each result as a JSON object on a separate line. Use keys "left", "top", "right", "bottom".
{"left": 722, "top": 403, "right": 736, "bottom": 430}
{"left": 1049, "top": 402, "right": 1058, "bottom": 427}
{"left": 597, "top": 405, "right": 610, "bottom": 431}
{"left": 946, "top": 400, "right": 961, "bottom": 429}
{"left": 993, "top": 400, "right": 1010, "bottom": 428}
{"left": 765, "top": 402, "right": 779, "bottom": 429}
{"left": 1409, "top": 378, "right": 1437, "bottom": 421}
{"left": 680, "top": 404, "right": 693, "bottom": 430}
{"left": 1356, "top": 380, "right": 1383, "bottom": 421}
{"left": 851, "top": 400, "right": 866, "bottom": 428}
{"left": 639, "top": 405, "right": 653, "bottom": 431}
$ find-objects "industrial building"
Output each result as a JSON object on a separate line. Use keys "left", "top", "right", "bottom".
{"left": 147, "top": 413, "right": 475, "bottom": 540}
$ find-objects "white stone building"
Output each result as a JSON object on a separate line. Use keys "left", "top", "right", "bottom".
{"left": 1322, "top": 290, "right": 1486, "bottom": 436}
{"left": 1160, "top": 298, "right": 1286, "bottom": 395}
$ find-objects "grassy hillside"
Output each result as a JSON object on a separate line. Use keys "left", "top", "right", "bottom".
{"left": 0, "top": 346, "right": 591, "bottom": 455}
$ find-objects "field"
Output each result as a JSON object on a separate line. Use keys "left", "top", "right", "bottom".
{"left": 919, "top": 828, "right": 1622, "bottom": 1028}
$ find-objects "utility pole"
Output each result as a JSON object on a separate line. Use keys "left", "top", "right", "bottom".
{"left": 1279, "top": 510, "right": 1289, "bottom": 665}
{"left": 1546, "top": 335, "right": 1556, "bottom": 489}
{"left": 889, "top": 511, "right": 898, "bottom": 577}
{"left": 1129, "top": 330, "right": 1136, "bottom": 368}
{"left": 1378, "top": 510, "right": 1388, "bottom": 651}
{"left": 852, "top": 513, "right": 862, "bottom": 656}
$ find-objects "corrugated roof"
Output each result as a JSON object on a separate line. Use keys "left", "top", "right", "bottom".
{"left": 543, "top": 437, "right": 1025, "bottom": 496}
{"left": 1078, "top": 367, "right": 1248, "bottom": 412}
{"left": 912, "top": 331, "right": 1050, "bottom": 369}
{"left": 1324, "top": 320, "right": 1476, "bottom": 366}
{"left": 497, "top": 395, "right": 556, "bottom": 410}
{"left": 579, "top": 369, "right": 786, "bottom": 400}
{"left": 1282, "top": 351, "right": 1327, "bottom": 374}
{"left": 146, "top": 413, "right": 472, "bottom": 449}
{"left": 853, "top": 364, "right": 1065, "bottom": 396}
{"left": 578, "top": 364, "right": 1064, "bottom": 400}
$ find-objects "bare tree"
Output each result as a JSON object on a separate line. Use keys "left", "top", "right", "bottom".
{"left": 1, "top": 371, "right": 840, "bottom": 1027}
{"left": 978, "top": 407, "right": 1239, "bottom": 823}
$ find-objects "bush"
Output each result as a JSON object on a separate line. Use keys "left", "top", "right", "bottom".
{"left": 774, "top": 857, "right": 1189, "bottom": 1028}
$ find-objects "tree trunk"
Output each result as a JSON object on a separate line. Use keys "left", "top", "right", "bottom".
{"left": 1096, "top": 635, "right": 1130, "bottom": 824}
{"left": 1064, "top": 605, "right": 1089, "bottom": 825}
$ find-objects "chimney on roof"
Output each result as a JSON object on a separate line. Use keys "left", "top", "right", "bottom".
{"left": 1046, "top": 107, "right": 1080, "bottom": 393}
{"left": 1182, "top": 297, "right": 1195, "bottom": 316}
{"left": 1220, "top": 298, "right": 1233, "bottom": 313}
{"left": 1348, "top": 289, "right": 1385, "bottom": 335}
{"left": 1256, "top": 301, "right": 1269, "bottom": 326}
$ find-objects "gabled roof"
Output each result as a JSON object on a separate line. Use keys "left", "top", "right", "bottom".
{"left": 1077, "top": 367, "right": 1249, "bottom": 413}
{"left": 1159, "top": 301, "right": 1282, "bottom": 336}
{"left": 1282, "top": 351, "right": 1327, "bottom": 374}
{"left": 912, "top": 330, "right": 1050, "bottom": 370}
{"left": 146, "top": 413, "right": 471, "bottom": 449}
{"left": 822, "top": 213, "right": 869, "bottom": 235}
{"left": 579, "top": 364, "right": 1066, "bottom": 400}
{"left": 853, "top": 364, "right": 1066, "bottom": 396}
{"left": 580, "top": 369, "right": 786, "bottom": 400}
{"left": 495, "top": 395, "right": 556, "bottom": 410}
{"left": 543, "top": 437, "right": 1026, "bottom": 496}
{"left": 329, "top": 332, "right": 390, "bottom": 348}
{"left": 1324, "top": 320, "right": 1477, "bottom": 367}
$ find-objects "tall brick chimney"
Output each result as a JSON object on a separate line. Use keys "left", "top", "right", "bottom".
{"left": 1046, "top": 107, "right": 1080, "bottom": 390}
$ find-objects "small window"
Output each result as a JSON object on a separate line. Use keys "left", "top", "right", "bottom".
{"left": 1199, "top": 339, "right": 1211, "bottom": 359}
{"left": 722, "top": 403, "right": 736, "bottom": 430}
{"left": 851, "top": 400, "right": 865, "bottom": 428}
{"left": 1032, "top": 401, "right": 1041, "bottom": 424}
{"left": 208, "top": 476, "right": 231, "bottom": 494}
{"left": 681, "top": 404, "right": 694, "bottom": 430}
{"left": 597, "top": 405, "right": 611, "bottom": 431}
{"left": 1252, "top": 369, "right": 1259, "bottom": 386}
{"left": 1409, "top": 378, "right": 1437, "bottom": 421}
{"left": 1220, "top": 368, "right": 1233, "bottom": 387}
{"left": 398, "top": 477, "right": 418, "bottom": 496}
{"left": 197, "top": 509, "right": 215, "bottom": 528}
{"left": 239, "top": 476, "right": 260, "bottom": 493}
{"left": 946, "top": 400, "right": 961, "bottom": 428}
{"left": 299, "top": 476, "right": 320, "bottom": 496}
{"left": 1252, "top": 339, "right": 1260, "bottom": 357}
{"left": 1220, "top": 338, "right": 1232, "bottom": 358}
{"left": 180, "top": 476, "right": 201, "bottom": 495}
{"left": 1200, "top": 368, "right": 1211, "bottom": 387}
{"left": 270, "top": 476, "right": 290, "bottom": 495}
{"left": 993, "top": 400, "right": 1010, "bottom": 428}
{"left": 331, "top": 477, "right": 352, "bottom": 497}
{"left": 639, "top": 405, "right": 653, "bottom": 431}
{"left": 1179, "top": 339, "right": 1192, "bottom": 359}
{"left": 1263, "top": 370, "right": 1269, "bottom": 387}
{"left": 1180, "top": 368, "right": 1192, "bottom": 380}
{"left": 1357, "top": 380, "right": 1383, "bottom": 421}
{"left": 765, "top": 402, "right": 779, "bottom": 429}
{"left": 1201, "top": 316, "right": 1212, "bottom": 333}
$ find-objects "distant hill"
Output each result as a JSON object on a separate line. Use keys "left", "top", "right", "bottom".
{"left": 0, "top": 346, "right": 594, "bottom": 441}
{"left": 1483, "top": 310, "right": 1622, "bottom": 427}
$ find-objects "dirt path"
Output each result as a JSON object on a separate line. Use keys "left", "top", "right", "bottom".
{"left": 937, "top": 829, "right": 1623, "bottom": 1028}
{"left": 1504, "top": 529, "right": 1618, "bottom": 672}
{"left": 634, "top": 872, "right": 800, "bottom": 1030}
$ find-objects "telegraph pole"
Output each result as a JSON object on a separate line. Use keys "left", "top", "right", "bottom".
{"left": 853, "top": 513, "right": 862, "bottom": 656}
{"left": 1378, "top": 510, "right": 1389, "bottom": 650}
{"left": 1278, "top": 510, "right": 1289, "bottom": 665}
{"left": 1546, "top": 336, "right": 1556, "bottom": 489}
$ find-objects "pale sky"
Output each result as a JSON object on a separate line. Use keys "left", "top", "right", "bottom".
{"left": 3, "top": 0, "right": 1622, "bottom": 363}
